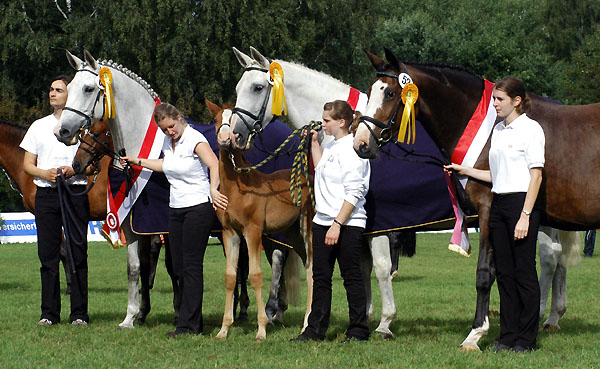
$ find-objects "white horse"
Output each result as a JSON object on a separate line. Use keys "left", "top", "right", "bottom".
{"left": 538, "top": 226, "right": 581, "bottom": 331}
{"left": 56, "top": 50, "right": 174, "bottom": 329}
{"left": 231, "top": 47, "right": 397, "bottom": 338}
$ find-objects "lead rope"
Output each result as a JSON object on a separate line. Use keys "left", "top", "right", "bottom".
{"left": 290, "top": 121, "right": 321, "bottom": 209}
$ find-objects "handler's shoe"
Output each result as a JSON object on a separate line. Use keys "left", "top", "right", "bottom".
{"left": 37, "top": 318, "right": 53, "bottom": 327}
{"left": 71, "top": 319, "right": 88, "bottom": 327}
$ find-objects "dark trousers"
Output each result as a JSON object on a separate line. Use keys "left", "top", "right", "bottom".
{"left": 304, "top": 223, "right": 369, "bottom": 340}
{"left": 168, "top": 202, "right": 213, "bottom": 333}
{"left": 489, "top": 193, "right": 541, "bottom": 349}
{"left": 34, "top": 186, "right": 90, "bottom": 323}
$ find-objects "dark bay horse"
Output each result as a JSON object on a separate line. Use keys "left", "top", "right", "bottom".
{"left": 353, "top": 49, "right": 600, "bottom": 350}
{"left": 206, "top": 99, "right": 311, "bottom": 341}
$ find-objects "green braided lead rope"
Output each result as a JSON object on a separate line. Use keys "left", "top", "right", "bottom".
{"left": 290, "top": 120, "right": 322, "bottom": 209}
{"left": 230, "top": 124, "right": 311, "bottom": 173}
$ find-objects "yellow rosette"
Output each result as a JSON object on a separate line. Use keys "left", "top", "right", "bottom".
{"left": 398, "top": 83, "right": 419, "bottom": 144}
{"left": 269, "top": 62, "right": 287, "bottom": 116}
{"left": 99, "top": 67, "right": 116, "bottom": 119}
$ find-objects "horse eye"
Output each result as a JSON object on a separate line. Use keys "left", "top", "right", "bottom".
{"left": 385, "top": 90, "right": 396, "bottom": 99}
{"left": 84, "top": 85, "right": 95, "bottom": 93}
{"left": 253, "top": 84, "right": 264, "bottom": 92}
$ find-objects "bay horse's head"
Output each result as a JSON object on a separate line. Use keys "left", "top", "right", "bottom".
{"left": 205, "top": 99, "right": 234, "bottom": 148}
{"left": 72, "top": 119, "right": 112, "bottom": 175}
{"left": 55, "top": 50, "right": 105, "bottom": 145}
{"left": 353, "top": 48, "right": 419, "bottom": 159}
{"left": 231, "top": 46, "right": 278, "bottom": 150}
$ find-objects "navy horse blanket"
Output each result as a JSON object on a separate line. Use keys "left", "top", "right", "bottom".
{"left": 109, "top": 119, "right": 457, "bottom": 235}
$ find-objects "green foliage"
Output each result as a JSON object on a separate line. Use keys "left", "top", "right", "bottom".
{"left": 0, "top": 0, "right": 599, "bottom": 125}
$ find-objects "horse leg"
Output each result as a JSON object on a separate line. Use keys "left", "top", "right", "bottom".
{"left": 544, "top": 260, "right": 567, "bottom": 331}
{"left": 538, "top": 227, "right": 559, "bottom": 322}
{"left": 246, "top": 231, "right": 268, "bottom": 341}
{"left": 118, "top": 232, "right": 141, "bottom": 329}
{"left": 138, "top": 235, "right": 153, "bottom": 325}
{"left": 388, "top": 231, "right": 400, "bottom": 279}
{"left": 236, "top": 239, "right": 250, "bottom": 321}
{"left": 59, "top": 235, "right": 72, "bottom": 295}
{"left": 216, "top": 231, "right": 241, "bottom": 340}
{"left": 266, "top": 247, "right": 288, "bottom": 325}
{"left": 460, "top": 206, "right": 494, "bottom": 351}
{"left": 370, "top": 234, "right": 396, "bottom": 339}
{"left": 163, "top": 236, "right": 180, "bottom": 326}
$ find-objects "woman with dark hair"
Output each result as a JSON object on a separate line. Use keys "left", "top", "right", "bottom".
{"left": 445, "top": 77, "right": 544, "bottom": 352}
{"left": 292, "top": 100, "right": 370, "bottom": 342}
{"left": 121, "top": 102, "right": 228, "bottom": 337}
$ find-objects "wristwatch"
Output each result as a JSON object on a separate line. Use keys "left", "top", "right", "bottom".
{"left": 522, "top": 209, "right": 531, "bottom": 216}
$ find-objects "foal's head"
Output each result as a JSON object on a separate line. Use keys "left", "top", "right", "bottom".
{"left": 205, "top": 99, "right": 234, "bottom": 148}
{"left": 72, "top": 119, "right": 111, "bottom": 174}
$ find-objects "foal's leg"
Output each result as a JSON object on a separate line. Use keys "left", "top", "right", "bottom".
{"left": 246, "top": 230, "right": 269, "bottom": 341}
{"left": 216, "top": 231, "right": 241, "bottom": 340}
{"left": 370, "top": 234, "right": 396, "bottom": 339}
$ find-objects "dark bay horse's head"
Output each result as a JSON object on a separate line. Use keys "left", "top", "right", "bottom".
{"left": 72, "top": 119, "right": 112, "bottom": 175}
{"left": 231, "top": 47, "right": 275, "bottom": 150}
{"left": 353, "top": 48, "right": 419, "bottom": 159}
{"left": 205, "top": 99, "right": 234, "bottom": 148}
{"left": 55, "top": 50, "right": 104, "bottom": 145}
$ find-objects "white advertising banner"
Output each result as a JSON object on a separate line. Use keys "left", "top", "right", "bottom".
{"left": 0, "top": 212, "right": 106, "bottom": 244}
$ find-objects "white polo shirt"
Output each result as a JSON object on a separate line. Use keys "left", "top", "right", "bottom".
{"left": 161, "top": 125, "right": 211, "bottom": 208}
{"left": 489, "top": 113, "right": 545, "bottom": 194}
{"left": 313, "top": 134, "right": 371, "bottom": 228}
{"left": 19, "top": 114, "right": 87, "bottom": 188}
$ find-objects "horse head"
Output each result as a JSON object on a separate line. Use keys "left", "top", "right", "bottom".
{"left": 72, "top": 119, "right": 112, "bottom": 175}
{"left": 231, "top": 46, "right": 275, "bottom": 150}
{"left": 353, "top": 48, "right": 419, "bottom": 159}
{"left": 205, "top": 99, "right": 233, "bottom": 148}
{"left": 55, "top": 50, "right": 104, "bottom": 145}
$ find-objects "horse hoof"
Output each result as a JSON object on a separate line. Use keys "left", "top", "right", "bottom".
{"left": 459, "top": 344, "right": 481, "bottom": 352}
{"left": 542, "top": 324, "right": 560, "bottom": 332}
{"left": 238, "top": 311, "right": 248, "bottom": 321}
{"left": 391, "top": 270, "right": 399, "bottom": 279}
{"left": 215, "top": 331, "right": 228, "bottom": 340}
{"left": 117, "top": 324, "right": 134, "bottom": 330}
{"left": 375, "top": 329, "right": 394, "bottom": 340}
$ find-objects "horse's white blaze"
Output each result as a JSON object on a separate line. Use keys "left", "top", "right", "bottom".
{"left": 353, "top": 80, "right": 388, "bottom": 151}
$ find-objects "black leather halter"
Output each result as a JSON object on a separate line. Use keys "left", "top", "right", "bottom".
{"left": 62, "top": 68, "right": 104, "bottom": 130}
{"left": 232, "top": 65, "right": 276, "bottom": 140}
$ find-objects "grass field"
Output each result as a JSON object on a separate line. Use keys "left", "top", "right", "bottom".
{"left": 0, "top": 233, "right": 598, "bottom": 369}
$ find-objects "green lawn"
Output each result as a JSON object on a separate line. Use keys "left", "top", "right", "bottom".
{"left": 0, "top": 233, "right": 598, "bottom": 369}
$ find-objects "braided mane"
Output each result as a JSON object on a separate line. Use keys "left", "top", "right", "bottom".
{"left": 98, "top": 59, "right": 159, "bottom": 99}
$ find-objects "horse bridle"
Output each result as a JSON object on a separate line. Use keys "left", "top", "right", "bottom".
{"left": 78, "top": 129, "right": 114, "bottom": 172}
{"left": 62, "top": 68, "right": 106, "bottom": 132}
{"left": 232, "top": 65, "right": 277, "bottom": 141}
{"left": 358, "top": 70, "right": 412, "bottom": 148}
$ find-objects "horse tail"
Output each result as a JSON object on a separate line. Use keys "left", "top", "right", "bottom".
{"left": 558, "top": 230, "right": 582, "bottom": 268}
{"left": 284, "top": 249, "right": 302, "bottom": 306}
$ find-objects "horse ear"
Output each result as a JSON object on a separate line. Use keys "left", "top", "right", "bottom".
{"left": 205, "top": 98, "right": 221, "bottom": 118}
{"left": 383, "top": 47, "right": 405, "bottom": 73}
{"left": 233, "top": 47, "right": 253, "bottom": 68}
{"left": 364, "top": 49, "right": 386, "bottom": 72}
{"left": 83, "top": 50, "right": 97, "bottom": 70}
{"left": 66, "top": 50, "right": 83, "bottom": 70}
{"left": 249, "top": 46, "right": 269, "bottom": 68}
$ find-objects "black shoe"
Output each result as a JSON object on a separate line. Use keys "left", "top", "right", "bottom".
{"left": 341, "top": 336, "right": 368, "bottom": 343}
{"left": 491, "top": 343, "right": 512, "bottom": 352}
{"left": 512, "top": 345, "right": 534, "bottom": 353}
{"left": 290, "top": 334, "right": 321, "bottom": 342}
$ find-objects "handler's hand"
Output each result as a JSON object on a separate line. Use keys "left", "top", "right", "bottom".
{"left": 58, "top": 166, "right": 75, "bottom": 179}
{"left": 514, "top": 214, "right": 530, "bottom": 240}
{"left": 443, "top": 163, "right": 467, "bottom": 175}
{"left": 42, "top": 168, "right": 59, "bottom": 183}
{"left": 325, "top": 222, "right": 341, "bottom": 246}
{"left": 119, "top": 156, "right": 133, "bottom": 167}
{"left": 211, "top": 189, "right": 228, "bottom": 211}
